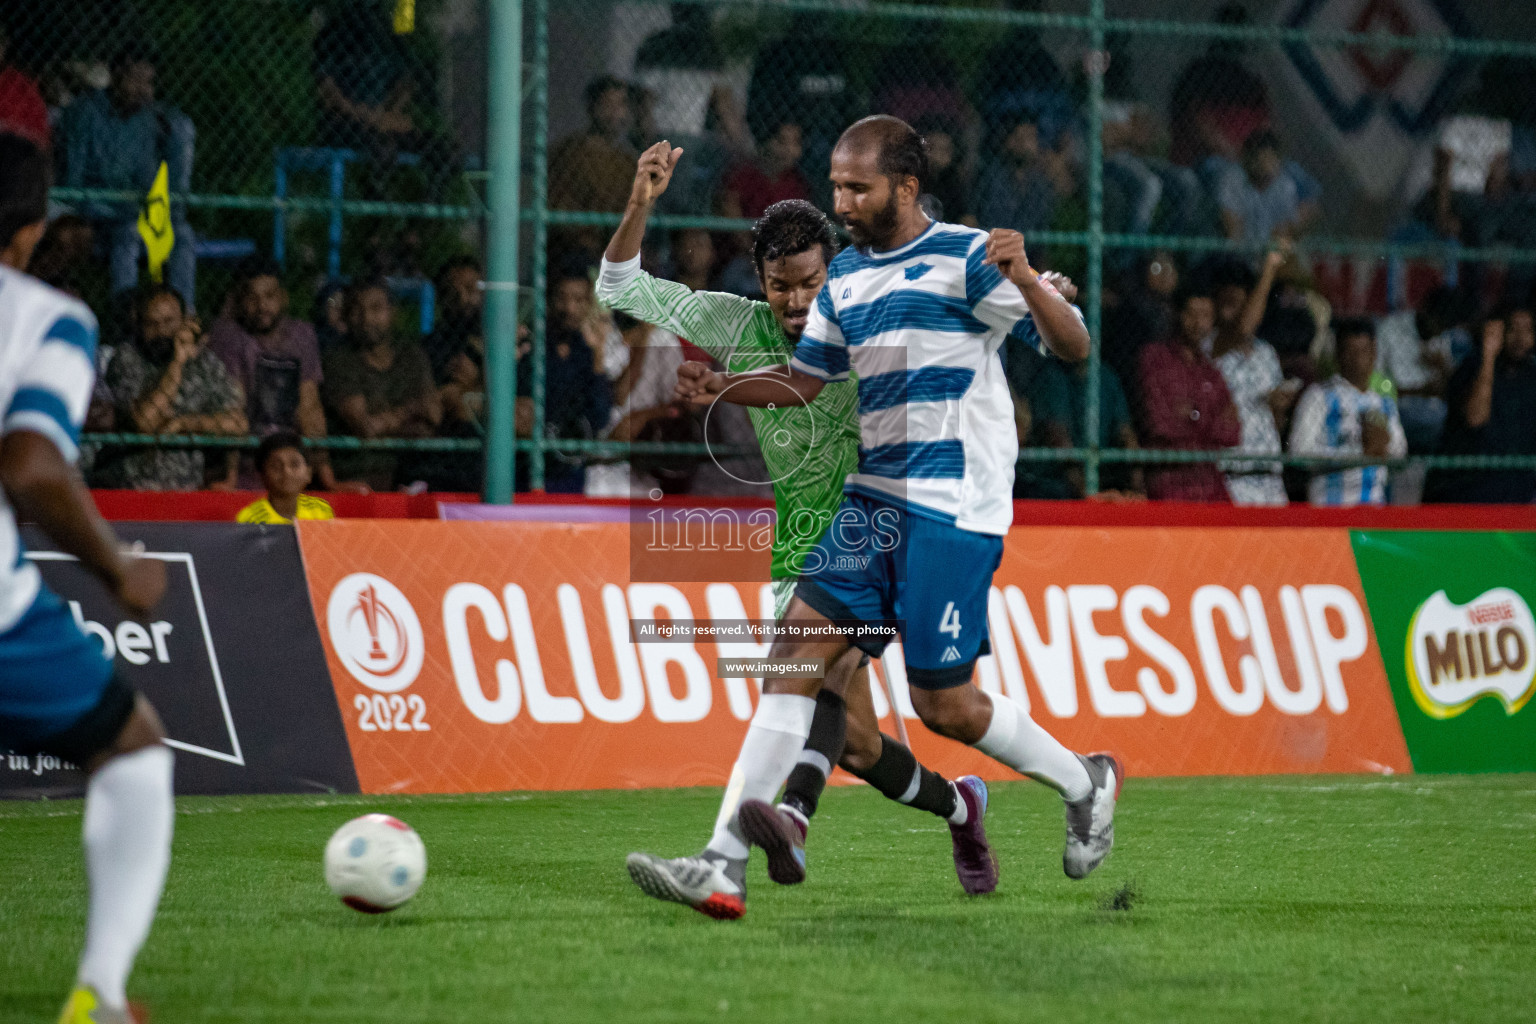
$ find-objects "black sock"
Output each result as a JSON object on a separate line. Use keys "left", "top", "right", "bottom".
{"left": 852, "top": 734, "right": 957, "bottom": 820}
{"left": 781, "top": 690, "right": 847, "bottom": 820}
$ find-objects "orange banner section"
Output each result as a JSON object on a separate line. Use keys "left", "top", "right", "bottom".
{"left": 297, "top": 521, "right": 1411, "bottom": 794}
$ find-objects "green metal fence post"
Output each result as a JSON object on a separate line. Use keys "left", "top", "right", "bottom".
{"left": 529, "top": 0, "right": 551, "bottom": 492}
{"left": 1084, "top": 0, "right": 1106, "bottom": 496}
{"left": 483, "top": 0, "right": 523, "bottom": 504}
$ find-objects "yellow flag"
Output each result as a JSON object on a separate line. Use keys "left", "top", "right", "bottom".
{"left": 136, "top": 161, "right": 173, "bottom": 285}
{"left": 393, "top": 0, "right": 414, "bottom": 34}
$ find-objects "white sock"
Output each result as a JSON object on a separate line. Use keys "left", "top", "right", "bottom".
{"left": 946, "top": 782, "right": 969, "bottom": 826}
{"left": 705, "top": 693, "right": 815, "bottom": 861}
{"left": 77, "top": 745, "right": 174, "bottom": 1009}
{"left": 973, "top": 690, "right": 1092, "bottom": 801}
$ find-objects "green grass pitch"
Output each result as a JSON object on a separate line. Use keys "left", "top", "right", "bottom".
{"left": 3, "top": 774, "right": 1533, "bottom": 1023}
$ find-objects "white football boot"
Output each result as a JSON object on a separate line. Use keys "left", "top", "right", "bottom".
{"left": 1063, "top": 753, "right": 1124, "bottom": 880}
{"left": 625, "top": 852, "right": 747, "bottom": 920}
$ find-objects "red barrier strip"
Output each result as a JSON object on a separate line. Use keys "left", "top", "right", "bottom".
{"left": 1010, "top": 500, "right": 1536, "bottom": 530}
{"left": 91, "top": 488, "right": 1535, "bottom": 530}
{"left": 91, "top": 490, "right": 480, "bottom": 521}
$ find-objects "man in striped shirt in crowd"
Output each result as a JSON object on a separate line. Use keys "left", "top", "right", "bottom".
{"left": 601, "top": 143, "right": 998, "bottom": 919}
{"left": 673, "top": 116, "right": 1124, "bottom": 904}
{"left": 1290, "top": 317, "right": 1406, "bottom": 506}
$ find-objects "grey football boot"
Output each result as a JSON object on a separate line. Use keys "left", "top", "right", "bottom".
{"left": 625, "top": 851, "right": 747, "bottom": 919}
{"left": 1063, "top": 753, "right": 1124, "bottom": 879}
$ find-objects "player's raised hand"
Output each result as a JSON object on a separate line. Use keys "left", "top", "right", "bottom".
{"left": 630, "top": 141, "right": 684, "bottom": 208}
{"left": 984, "top": 229, "right": 1034, "bottom": 286}
{"left": 674, "top": 361, "right": 724, "bottom": 406}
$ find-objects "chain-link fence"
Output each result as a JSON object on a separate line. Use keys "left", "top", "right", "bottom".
{"left": 13, "top": 0, "right": 1536, "bottom": 504}
{"left": 16, "top": 0, "right": 486, "bottom": 494}
{"left": 534, "top": 0, "right": 1536, "bottom": 507}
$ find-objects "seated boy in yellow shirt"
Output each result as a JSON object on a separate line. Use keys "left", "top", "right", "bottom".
{"left": 236, "top": 431, "right": 336, "bottom": 524}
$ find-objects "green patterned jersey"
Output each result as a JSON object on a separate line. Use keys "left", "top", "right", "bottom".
{"left": 597, "top": 257, "right": 860, "bottom": 580}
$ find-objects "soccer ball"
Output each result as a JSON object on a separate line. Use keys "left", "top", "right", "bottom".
{"left": 324, "top": 813, "right": 427, "bottom": 913}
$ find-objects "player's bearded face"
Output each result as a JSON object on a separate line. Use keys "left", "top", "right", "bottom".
{"left": 842, "top": 188, "right": 899, "bottom": 248}
{"left": 831, "top": 144, "right": 906, "bottom": 249}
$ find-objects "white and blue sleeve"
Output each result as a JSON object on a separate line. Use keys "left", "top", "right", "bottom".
{"left": 789, "top": 286, "right": 850, "bottom": 382}
{"left": 964, "top": 237, "right": 1081, "bottom": 355}
{"left": 3, "top": 312, "right": 99, "bottom": 463}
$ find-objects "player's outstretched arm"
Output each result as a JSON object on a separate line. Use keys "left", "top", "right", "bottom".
{"left": 604, "top": 141, "right": 684, "bottom": 266}
{"left": 673, "top": 361, "right": 825, "bottom": 408}
{"left": 0, "top": 431, "right": 164, "bottom": 615}
{"left": 984, "top": 229, "right": 1091, "bottom": 363}
{"left": 598, "top": 144, "right": 759, "bottom": 365}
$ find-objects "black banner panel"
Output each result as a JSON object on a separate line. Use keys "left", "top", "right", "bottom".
{"left": 2, "top": 524, "right": 358, "bottom": 798}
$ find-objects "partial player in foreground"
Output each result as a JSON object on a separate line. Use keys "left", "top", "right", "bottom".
{"left": 598, "top": 143, "right": 995, "bottom": 918}
{"left": 675, "top": 116, "right": 1123, "bottom": 888}
{"left": 0, "top": 134, "right": 172, "bottom": 1024}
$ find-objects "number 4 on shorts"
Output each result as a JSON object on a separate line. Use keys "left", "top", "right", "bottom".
{"left": 939, "top": 601, "right": 962, "bottom": 638}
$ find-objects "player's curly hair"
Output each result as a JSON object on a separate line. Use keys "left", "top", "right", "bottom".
{"left": 751, "top": 200, "right": 840, "bottom": 278}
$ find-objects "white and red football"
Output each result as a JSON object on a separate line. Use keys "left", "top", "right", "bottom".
{"left": 324, "top": 813, "right": 427, "bottom": 913}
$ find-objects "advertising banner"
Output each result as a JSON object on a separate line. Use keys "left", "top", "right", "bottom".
{"left": 2, "top": 524, "right": 359, "bottom": 799}
{"left": 298, "top": 521, "right": 1411, "bottom": 795}
{"left": 1351, "top": 531, "right": 1536, "bottom": 772}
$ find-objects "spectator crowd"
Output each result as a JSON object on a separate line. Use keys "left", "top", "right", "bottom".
{"left": 3, "top": 0, "right": 1535, "bottom": 505}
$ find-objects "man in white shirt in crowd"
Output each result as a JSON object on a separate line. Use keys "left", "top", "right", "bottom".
{"left": 1204, "top": 250, "right": 1297, "bottom": 505}
{"left": 1374, "top": 286, "right": 1466, "bottom": 504}
{"left": 1290, "top": 317, "right": 1408, "bottom": 506}
{"left": 1374, "top": 285, "right": 1464, "bottom": 452}
{"left": 585, "top": 309, "right": 688, "bottom": 496}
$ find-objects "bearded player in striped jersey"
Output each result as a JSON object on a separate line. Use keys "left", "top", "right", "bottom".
{"left": 672, "top": 115, "right": 1123, "bottom": 904}
{"left": 601, "top": 143, "right": 1000, "bottom": 919}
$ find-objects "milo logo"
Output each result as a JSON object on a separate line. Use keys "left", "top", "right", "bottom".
{"left": 1406, "top": 588, "right": 1536, "bottom": 720}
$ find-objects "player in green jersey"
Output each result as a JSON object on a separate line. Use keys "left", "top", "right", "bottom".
{"left": 602, "top": 143, "right": 993, "bottom": 920}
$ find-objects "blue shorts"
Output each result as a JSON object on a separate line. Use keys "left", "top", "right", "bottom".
{"left": 794, "top": 493, "right": 1003, "bottom": 689}
{"left": 0, "top": 588, "right": 125, "bottom": 759}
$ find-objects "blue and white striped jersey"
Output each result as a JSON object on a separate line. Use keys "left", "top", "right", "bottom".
{"left": 0, "top": 265, "right": 99, "bottom": 633}
{"left": 1288, "top": 375, "right": 1408, "bottom": 507}
{"left": 791, "top": 220, "right": 1073, "bottom": 535}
